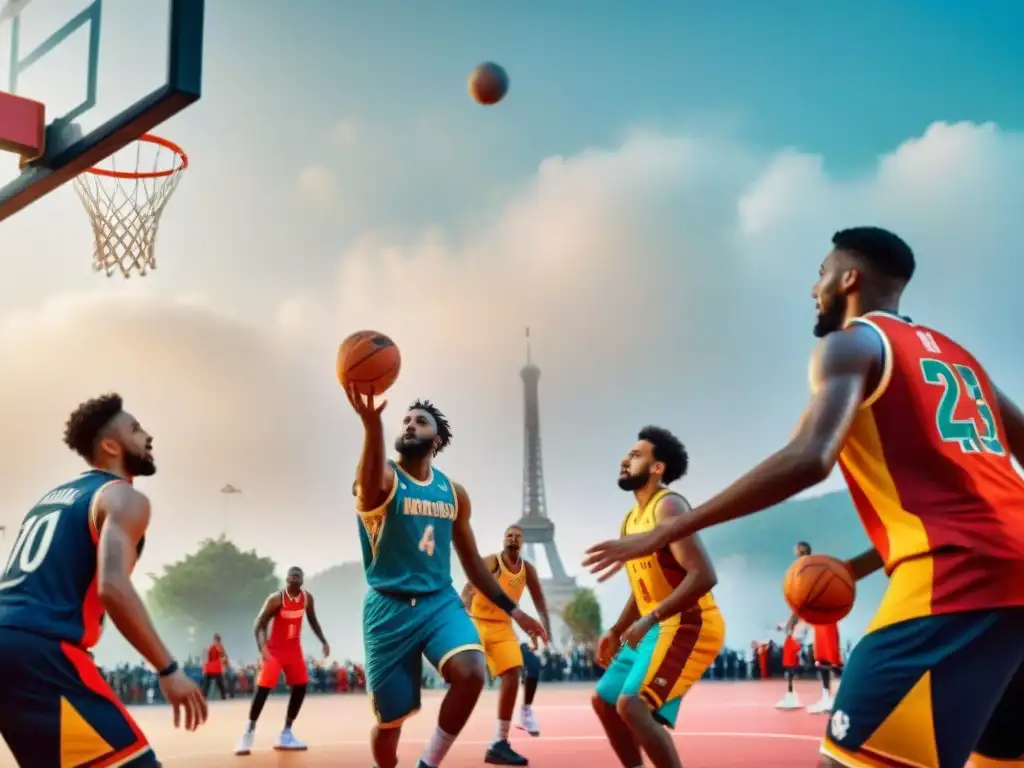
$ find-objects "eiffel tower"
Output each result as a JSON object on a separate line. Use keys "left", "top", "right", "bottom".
{"left": 515, "top": 329, "right": 577, "bottom": 619}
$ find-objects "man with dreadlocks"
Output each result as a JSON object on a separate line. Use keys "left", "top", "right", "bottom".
{"left": 347, "top": 391, "right": 548, "bottom": 768}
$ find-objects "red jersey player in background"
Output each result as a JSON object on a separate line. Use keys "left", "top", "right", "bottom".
{"left": 234, "top": 566, "right": 330, "bottom": 756}
{"left": 775, "top": 616, "right": 809, "bottom": 710}
{"left": 782, "top": 541, "right": 841, "bottom": 714}
{"left": 586, "top": 227, "right": 1024, "bottom": 767}
{"left": 202, "top": 633, "right": 228, "bottom": 700}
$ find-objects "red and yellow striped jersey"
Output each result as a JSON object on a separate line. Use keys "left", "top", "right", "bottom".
{"left": 622, "top": 488, "right": 719, "bottom": 624}
{"left": 838, "top": 311, "right": 1024, "bottom": 630}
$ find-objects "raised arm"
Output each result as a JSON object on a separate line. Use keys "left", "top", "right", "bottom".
{"left": 451, "top": 483, "right": 548, "bottom": 642}
{"left": 524, "top": 561, "right": 552, "bottom": 642}
{"left": 253, "top": 592, "right": 282, "bottom": 656}
{"left": 95, "top": 483, "right": 173, "bottom": 672}
{"left": 345, "top": 386, "right": 395, "bottom": 512}
{"left": 305, "top": 591, "right": 330, "bottom": 656}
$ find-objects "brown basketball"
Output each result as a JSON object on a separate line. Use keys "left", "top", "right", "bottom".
{"left": 783, "top": 554, "right": 855, "bottom": 625}
{"left": 468, "top": 62, "right": 509, "bottom": 105}
{"left": 337, "top": 331, "right": 401, "bottom": 396}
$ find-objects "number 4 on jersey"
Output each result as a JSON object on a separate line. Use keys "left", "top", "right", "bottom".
{"left": 418, "top": 525, "right": 436, "bottom": 557}
{"left": 920, "top": 359, "right": 1006, "bottom": 456}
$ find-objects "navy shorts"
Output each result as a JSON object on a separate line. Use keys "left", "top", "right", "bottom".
{"left": 0, "top": 627, "right": 157, "bottom": 767}
{"left": 821, "top": 608, "right": 1024, "bottom": 767}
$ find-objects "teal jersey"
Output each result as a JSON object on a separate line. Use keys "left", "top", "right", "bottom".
{"left": 358, "top": 461, "right": 458, "bottom": 595}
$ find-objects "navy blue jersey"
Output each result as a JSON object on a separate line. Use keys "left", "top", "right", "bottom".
{"left": 357, "top": 461, "right": 458, "bottom": 595}
{"left": 0, "top": 470, "right": 142, "bottom": 648}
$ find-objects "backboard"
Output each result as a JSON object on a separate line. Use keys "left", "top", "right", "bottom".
{"left": 0, "top": 0, "right": 203, "bottom": 222}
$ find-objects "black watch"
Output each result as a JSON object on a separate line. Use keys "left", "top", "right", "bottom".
{"left": 158, "top": 660, "right": 179, "bottom": 678}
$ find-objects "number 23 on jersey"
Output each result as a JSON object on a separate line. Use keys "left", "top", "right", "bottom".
{"left": 920, "top": 358, "right": 1006, "bottom": 456}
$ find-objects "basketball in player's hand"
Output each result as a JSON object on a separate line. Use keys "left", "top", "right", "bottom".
{"left": 783, "top": 554, "right": 855, "bottom": 625}
{"left": 337, "top": 331, "right": 401, "bottom": 396}
{"left": 468, "top": 62, "right": 509, "bottom": 105}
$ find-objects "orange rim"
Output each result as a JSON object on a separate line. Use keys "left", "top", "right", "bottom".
{"left": 82, "top": 134, "right": 188, "bottom": 180}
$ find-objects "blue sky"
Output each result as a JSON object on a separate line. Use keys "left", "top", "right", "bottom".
{"left": 1, "top": 0, "right": 1023, "bottom": 660}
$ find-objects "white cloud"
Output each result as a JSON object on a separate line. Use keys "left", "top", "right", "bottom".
{"left": 316, "top": 120, "right": 1024, "bottom": 646}
{"left": 294, "top": 164, "right": 337, "bottom": 203}
{"left": 331, "top": 118, "right": 358, "bottom": 148}
{"left": 4, "top": 121, "right": 1024, "bottom": 656}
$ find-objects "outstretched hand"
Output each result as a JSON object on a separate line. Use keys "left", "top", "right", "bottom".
{"left": 582, "top": 531, "right": 664, "bottom": 581}
{"left": 345, "top": 384, "right": 387, "bottom": 422}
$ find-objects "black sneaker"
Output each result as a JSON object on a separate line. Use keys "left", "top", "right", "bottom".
{"left": 484, "top": 740, "right": 528, "bottom": 765}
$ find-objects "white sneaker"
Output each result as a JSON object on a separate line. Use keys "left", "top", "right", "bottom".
{"left": 775, "top": 692, "right": 802, "bottom": 710}
{"left": 234, "top": 730, "right": 254, "bottom": 756}
{"left": 516, "top": 706, "right": 540, "bottom": 736}
{"left": 273, "top": 728, "right": 308, "bottom": 751}
{"left": 806, "top": 695, "right": 833, "bottom": 714}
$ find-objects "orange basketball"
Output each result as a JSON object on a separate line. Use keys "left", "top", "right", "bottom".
{"left": 337, "top": 331, "right": 401, "bottom": 396}
{"left": 468, "top": 62, "right": 509, "bottom": 105}
{"left": 782, "top": 554, "right": 855, "bottom": 625}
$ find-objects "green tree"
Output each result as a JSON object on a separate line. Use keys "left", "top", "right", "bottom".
{"left": 146, "top": 537, "right": 279, "bottom": 660}
{"left": 562, "top": 587, "right": 602, "bottom": 644}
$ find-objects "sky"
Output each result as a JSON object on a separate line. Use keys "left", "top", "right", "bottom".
{"left": 1, "top": 0, "right": 1023, "bottom": 661}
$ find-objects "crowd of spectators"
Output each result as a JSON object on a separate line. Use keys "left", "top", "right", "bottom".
{"left": 100, "top": 638, "right": 834, "bottom": 705}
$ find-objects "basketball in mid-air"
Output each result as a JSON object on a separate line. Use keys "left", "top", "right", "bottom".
{"left": 782, "top": 554, "right": 855, "bottom": 625}
{"left": 337, "top": 331, "right": 401, "bottom": 396}
{"left": 468, "top": 62, "right": 509, "bottom": 105}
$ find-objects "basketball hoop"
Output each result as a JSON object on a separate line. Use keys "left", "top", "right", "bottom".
{"left": 72, "top": 134, "right": 188, "bottom": 278}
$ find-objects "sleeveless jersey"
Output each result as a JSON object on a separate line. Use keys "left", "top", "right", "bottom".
{"left": 357, "top": 461, "right": 458, "bottom": 595}
{"left": 470, "top": 553, "right": 527, "bottom": 623}
{"left": 267, "top": 589, "right": 306, "bottom": 651}
{"left": 205, "top": 642, "right": 225, "bottom": 674}
{"left": 0, "top": 470, "right": 141, "bottom": 648}
{"left": 839, "top": 312, "right": 1024, "bottom": 628}
{"left": 622, "top": 488, "right": 719, "bottom": 624}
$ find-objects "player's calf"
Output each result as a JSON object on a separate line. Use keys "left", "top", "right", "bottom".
{"left": 371, "top": 723, "right": 402, "bottom": 768}
{"left": 592, "top": 694, "right": 645, "bottom": 768}
{"left": 420, "top": 650, "right": 486, "bottom": 767}
{"left": 616, "top": 695, "right": 682, "bottom": 768}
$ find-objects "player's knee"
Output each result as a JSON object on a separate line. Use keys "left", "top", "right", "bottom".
{"left": 591, "top": 692, "right": 613, "bottom": 716}
{"left": 615, "top": 694, "right": 647, "bottom": 726}
{"left": 445, "top": 650, "right": 486, "bottom": 691}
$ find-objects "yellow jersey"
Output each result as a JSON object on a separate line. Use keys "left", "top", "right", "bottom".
{"left": 470, "top": 553, "right": 527, "bottom": 623}
{"left": 623, "top": 488, "right": 719, "bottom": 623}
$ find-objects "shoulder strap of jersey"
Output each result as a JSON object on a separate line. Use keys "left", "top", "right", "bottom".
{"left": 491, "top": 553, "right": 503, "bottom": 576}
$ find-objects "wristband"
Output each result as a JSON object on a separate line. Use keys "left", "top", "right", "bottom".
{"left": 494, "top": 592, "right": 517, "bottom": 615}
{"left": 158, "top": 660, "right": 179, "bottom": 678}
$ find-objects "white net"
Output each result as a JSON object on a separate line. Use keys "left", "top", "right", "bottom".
{"left": 72, "top": 136, "right": 187, "bottom": 278}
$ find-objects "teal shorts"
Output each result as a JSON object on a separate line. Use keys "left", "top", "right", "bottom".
{"left": 363, "top": 586, "right": 483, "bottom": 727}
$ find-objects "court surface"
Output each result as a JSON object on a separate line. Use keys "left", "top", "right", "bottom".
{"left": 126, "top": 680, "right": 829, "bottom": 767}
